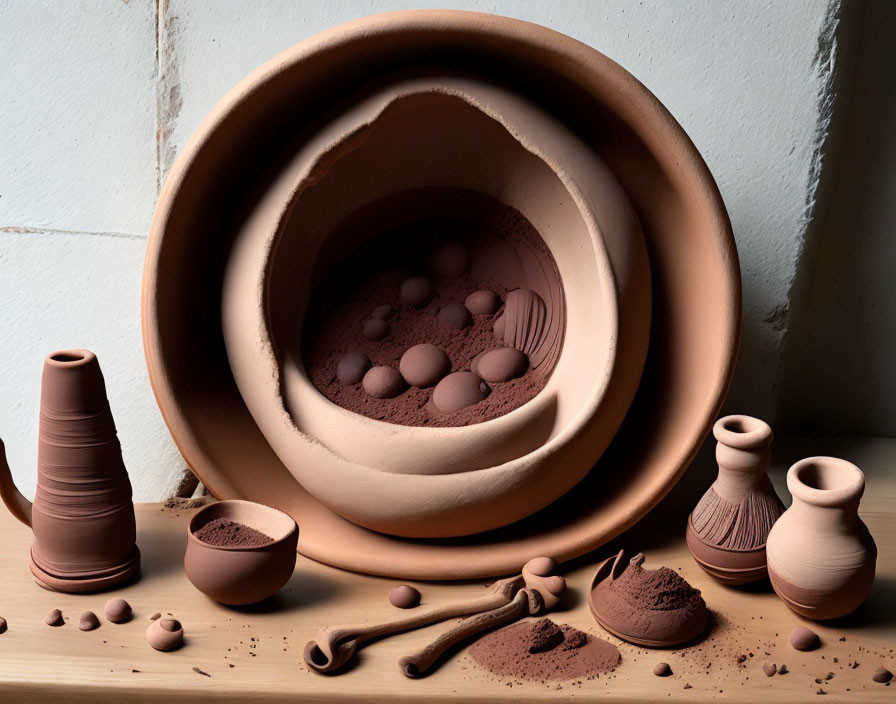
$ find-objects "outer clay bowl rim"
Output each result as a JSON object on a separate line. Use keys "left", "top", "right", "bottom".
{"left": 142, "top": 10, "right": 740, "bottom": 578}
{"left": 187, "top": 499, "right": 298, "bottom": 552}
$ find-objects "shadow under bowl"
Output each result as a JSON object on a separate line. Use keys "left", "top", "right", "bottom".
{"left": 185, "top": 500, "right": 298, "bottom": 605}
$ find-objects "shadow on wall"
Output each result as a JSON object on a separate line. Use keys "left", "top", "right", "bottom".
{"left": 780, "top": 0, "right": 896, "bottom": 437}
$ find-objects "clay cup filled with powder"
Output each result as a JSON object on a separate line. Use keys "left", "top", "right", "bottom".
{"left": 184, "top": 500, "right": 298, "bottom": 606}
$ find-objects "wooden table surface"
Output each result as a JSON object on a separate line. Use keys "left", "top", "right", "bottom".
{"left": 0, "top": 435, "right": 894, "bottom": 702}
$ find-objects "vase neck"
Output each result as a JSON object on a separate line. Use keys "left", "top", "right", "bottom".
{"left": 789, "top": 495, "right": 860, "bottom": 534}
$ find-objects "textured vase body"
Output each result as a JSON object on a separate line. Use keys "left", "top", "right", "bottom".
{"left": 767, "top": 457, "right": 876, "bottom": 620}
{"left": 0, "top": 350, "right": 139, "bottom": 592}
{"left": 686, "top": 415, "right": 784, "bottom": 585}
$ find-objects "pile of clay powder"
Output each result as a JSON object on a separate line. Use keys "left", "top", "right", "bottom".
{"left": 470, "top": 618, "right": 620, "bottom": 681}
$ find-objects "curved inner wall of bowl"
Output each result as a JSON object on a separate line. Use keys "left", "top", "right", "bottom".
{"left": 267, "top": 84, "right": 620, "bottom": 474}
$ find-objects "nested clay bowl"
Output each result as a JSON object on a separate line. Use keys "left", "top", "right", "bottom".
{"left": 221, "top": 76, "right": 650, "bottom": 538}
{"left": 184, "top": 500, "right": 298, "bottom": 605}
{"left": 143, "top": 11, "right": 740, "bottom": 578}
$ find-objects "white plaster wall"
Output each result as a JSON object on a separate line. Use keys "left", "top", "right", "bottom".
{"left": 0, "top": 0, "right": 845, "bottom": 500}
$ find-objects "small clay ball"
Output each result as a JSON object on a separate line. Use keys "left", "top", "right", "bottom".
{"left": 873, "top": 667, "right": 893, "bottom": 684}
{"left": 400, "top": 276, "right": 435, "bottom": 308}
{"left": 337, "top": 351, "right": 371, "bottom": 385}
{"left": 465, "top": 289, "right": 501, "bottom": 315}
{"left": 788, "top": 627, "right": 820, "bottom": 651}
{"left": 45, "top": 608, "right": 64, "bottom": 627}
{"left": 399, "top": 343, "right": 450, "bottom": 388}
{"left": 79, "top": 611, "right": 100, "bottom": 632}
{"left": 363, "top": 318, "right": 389, "bottom": 341}
{"left": 389, "top": 585, "right": 421, "bottom": 609}
{"left": 437, "top": 303, "right": 472, "bottom": 330}
{"left": 526, "top": 556, "right": 558, "bottom": 577}
{"left": 653, "top": 662, "right": 672, "bottom": 677}
{"left": 104, "top": 598, "right": 132, "bottom": 624}
{"left": 474, "top": 347, "right": 529, "bottom": 383}
{"left": 362, "top": 366, "right": 405, "bottom": 399}
{"left": 763, "top": 662, "right": 777, "bottom": 677}
{"left": 428, "top": 242, "right": 470, "bottom": 279}
{"left": 432, "top": 372, "right": 490, "bottom": 413}
{"left": 371, "top": 303, "right": 395, "bottom": 320}
{"left": 0, "top": 616, "right": 7, "bottom": 634}
{"left": 147, "top": 617, "right": 184, "bottom": 651}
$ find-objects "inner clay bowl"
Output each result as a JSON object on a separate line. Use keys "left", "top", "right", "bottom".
{"left": 184, "top": 500, "right": 298, "bottom": 605}
{"left": 221, "top": 76, "right": 650, "bottom": 537}
{"left": 142, "top": 10, "right": 739, "bottom": 578}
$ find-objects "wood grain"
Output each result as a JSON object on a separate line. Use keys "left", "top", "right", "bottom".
{"left": 0, "top": 436, "right": 893, "bottom": 702}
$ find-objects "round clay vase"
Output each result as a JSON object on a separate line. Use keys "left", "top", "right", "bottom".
{"left": 184, "top": 500, "right": 298, "bottom": 605}
{"left": 0, "top": 350, "right": 140, "bottom": 592}
{"left": 686, "top": 415, "right": 784, "bottom": 585}
{"left": 766, "top": 457, "right": 877, "bottom": 620}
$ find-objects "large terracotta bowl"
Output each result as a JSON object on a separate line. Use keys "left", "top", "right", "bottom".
{"left": 142, "top": 10, "right": 739, "bottom": 578}
{"left": 220, "top": 76, "right": 650, "bottom": 537}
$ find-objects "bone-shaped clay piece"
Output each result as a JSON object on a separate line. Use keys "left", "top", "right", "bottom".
{"left": 303, "top": 557, "right": 563, "bottom": 674}
{"left": 398, "top": 557, "right": 566, "bottom": 678}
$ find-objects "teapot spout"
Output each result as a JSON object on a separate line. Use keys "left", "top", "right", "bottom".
{"left": 0, "top": 439, "right": 32, "bottom": 527}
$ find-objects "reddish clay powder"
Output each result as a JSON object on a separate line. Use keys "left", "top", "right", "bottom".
{"left": 469, "top": 619, "right": 620, "bottom": 681}
{"left": 302, "top": 200, "right": 562, "bottom": 427}
{"left": 194, "top": 518, "right": 273, "bottom": 547}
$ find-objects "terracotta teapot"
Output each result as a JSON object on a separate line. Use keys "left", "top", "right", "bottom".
{"left": 767, "top": 456, "right": 876, "bottom": 620}
{"left": 0, "top": 350, "right": 140, "bottom": 592}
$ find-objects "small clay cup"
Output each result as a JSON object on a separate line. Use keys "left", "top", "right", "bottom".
{"left": 184, "top": 500, "right": 297, "bottom": 605}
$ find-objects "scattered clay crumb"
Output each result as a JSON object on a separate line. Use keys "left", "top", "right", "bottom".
{"left": 839, "top": 637, "right": 846, "bottom": 642}
{"left": 683, "top": 684, "right": 692, "bottom": 690}
{"left": 131, "top": 669, "right": 141, "bottom": 673}
{"left": 149, "top": 612, "right": 161, "bottom": 621}
{"left": 817, "top": 688, "right": 827, "bottom": 695}
{"left": 825, "top": 672, "right": 834, "bottom": 680}
{"left": 45, "top": 609, "right": 64, "bottom": 627}
{"left": 778, "top": 664, "right": 789, "bottom": 675}
{"left": 763, "top": 662, "right": 776, "bottom": 677}
{"left": 653, "top": 662, "right": 672, "bottom": 677}
{"left": 193, "top": 667, "right": 211, "bottom": 677}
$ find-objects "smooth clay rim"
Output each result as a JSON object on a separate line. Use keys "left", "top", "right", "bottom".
{"left": 142, "top": 10, "right": 740, "bottom": 578}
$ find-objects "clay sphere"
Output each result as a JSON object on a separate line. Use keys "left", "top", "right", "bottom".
{"left": 432, "top": 372, "right": 490, "bottom": 413}
{"left": 428, "top": 242, "right": 470, "bottom": 279}
{"left": 184, "top": 500, "right": 298, "bottom": 606}
{"left": 79, "top": 611, "right": 100, "bottom": 631}
{"left": 474, "top": 347, "right": 528, "bottom": 383}
{"left": 336, "top": 351, "right": 371, "bottom": 385}
{"left": 464, "top": 289, "right": 501, "bottom": 315}
{"left": 147, "top": 617, "right": 184, "bottom": 651}
{"left": 371, "top": 304, "right": 395, "bottom": 320}
{"left": 104, "top": 598, "right": 132, "bottom": 624}
{"left": 399, "top": 344, "right": 450, "bottom": 388}
{"left": 437, "top": 303, "right": 472, "bottom": 330}
{"left": 389, "top": 584, "right": 421, "bottom": 609}
{"left": 400, "top": 276, "right": 435, "bottom": 308}
{"left": 362, "top": 366, "right": 405, "bottom": 399}
{"left": 45, "top": 609, "right": 63, "bottom": 627}
{"left": 362, "top": 318, "right": 389, "bottom": 341}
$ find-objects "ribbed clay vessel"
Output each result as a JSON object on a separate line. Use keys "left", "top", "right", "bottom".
{"left": 0, "top": 350, "right": 140, "bottom": 592}
{"left": 766, "top": 457, "right": 876, "bottom": 620}
{"left": 686, "top": 415, "right": 784, "bottom": 585}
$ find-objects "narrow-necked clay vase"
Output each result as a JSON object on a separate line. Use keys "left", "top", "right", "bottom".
{"left": 0, "top": 350, "right": 140, "bottom": 592}
{"left": 686, "top": 415, "right": 784, "bottom": 585}
{"left": 766, "top": 457, "right": 877, "bottom": 620}
{"left": 184, "top": 500, "right": 298, "bottom": 605}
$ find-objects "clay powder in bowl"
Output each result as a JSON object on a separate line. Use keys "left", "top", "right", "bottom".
{"left": 184, "top": 500, "right": 298, "bottom": 605}
{"left": 221, "top": 76, "right": 651, "bottom": 538}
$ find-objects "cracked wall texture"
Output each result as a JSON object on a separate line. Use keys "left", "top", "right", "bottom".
{"left": 0, "top": 0, "right": 877, "bottom": 501}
